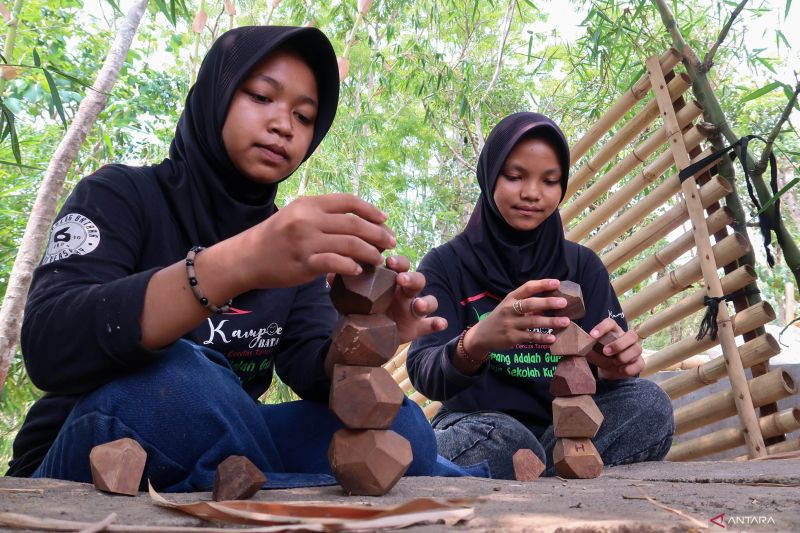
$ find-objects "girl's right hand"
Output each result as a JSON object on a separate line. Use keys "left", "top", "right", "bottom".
{"left": 227, "top": 193, "right": 397, "bottom": 291}
{"left": 462, "top": 279, "right": 571, "bottom": 360}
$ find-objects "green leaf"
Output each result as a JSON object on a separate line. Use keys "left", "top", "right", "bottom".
{"left": 104, "top": 0, "right": 122, "bottom": 14}
{"left": 756, "top": 177, "right": 799, "bottom": 216}
{"left": 43, "top": 69, "right": 67, "bottom": 129}
{"left": 786, "top": 0, "right": 792, "bottom": 18}
{"left": 740, "top": 81, "right": 782, "bottom": 103}
{"left": 776, "top": 30, "right": 790, "bottom": 50}
{"left": 755, "top": 57, "right": 778, "bottom": 74}
{"left": 0, "top": 104, "right": 21, "bottom": 164}
{"left": 48, "top": 67, "right": 94, "bottom": 90}
{"left": 0, "top": 159, "right": 44, "bottom": 171}
{"left": 32, "top": 48, "right": 41, "bottom": 68}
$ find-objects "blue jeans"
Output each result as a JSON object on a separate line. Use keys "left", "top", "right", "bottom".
{"left": 432, "top": 378, "right": 675, "bottom": 479}
{"left": 32, "top": 340, "right": 469, "bottom": 491}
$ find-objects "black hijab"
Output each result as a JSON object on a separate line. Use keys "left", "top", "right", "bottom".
{"left": 449, "top": 113, "right": 571, "bottom": 295}
{"left": 153, "top": 26, "right": 339, "bottom": 245}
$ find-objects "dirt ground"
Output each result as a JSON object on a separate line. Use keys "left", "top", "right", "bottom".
{"left": 1, "top": 458, "right": 798, "bottom": 532}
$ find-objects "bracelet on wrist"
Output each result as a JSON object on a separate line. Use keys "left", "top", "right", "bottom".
{"left": 185, "top": 246, "right": 233, "bottom": 315}
{"left": 457, "top": 326, "right": 486, "bottom": 365}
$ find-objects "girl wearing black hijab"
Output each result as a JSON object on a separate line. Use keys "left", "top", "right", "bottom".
{"left": 407, "top": 113, "right": 674, "bottom": 479}
{"left": 8, "top": 26, "right": 463, "bottom": 490}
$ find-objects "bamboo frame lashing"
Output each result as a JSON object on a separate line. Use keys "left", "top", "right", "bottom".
{"left": 646, "top": 55, "right": 766, "bottom": 458}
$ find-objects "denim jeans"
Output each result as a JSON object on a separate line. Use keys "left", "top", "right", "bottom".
{"left": 32, "top": 339, "right": 470, "bottom": 491}
{"left": 432, "top": 378, "right": 675, "bottom": 479}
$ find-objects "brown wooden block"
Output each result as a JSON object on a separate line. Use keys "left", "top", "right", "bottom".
{"left": 553, "top": 437, "right": 603, "bottom": 479}
{"left": 543, "top": 280, "right": 585, "bottom": 320}
{"left": 325, "top": 314, "right": 399, "bottom": 374}
{"left": 330, "top": 265, "right": 397, "bottom": 315}
{"left": 212, "top": 455, "right": 267, "bottom": 501}
{"left": 552, "top": 396, "right": 604, "bottom": 438}
{"left": 512, "top": 449, "right": 545, "bottom": 481}
{"left": 89, "top": 438, "right": 146, "bottom": 496}
{"left": 328, "top": 429, "right": 412, "bottom": 496}
{"left": 549, "top": 356, "right": 596, "bottom": 396}
{"left": 550, "top": 322, "right": 595, "bottom": 356}
{"left": 593, "top": 331, "right": 621, "bottom": 355}
{"left": 330, "top": 365, "right": 404, "bottom": 429}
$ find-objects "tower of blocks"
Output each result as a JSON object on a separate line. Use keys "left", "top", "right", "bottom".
{"left": 326, "top": 264, "right": 412, "bottom": 496}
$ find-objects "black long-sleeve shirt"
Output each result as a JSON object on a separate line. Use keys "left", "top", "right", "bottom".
{"left": 407, "top": 240, "right": 625, "bottom": 429}
{"left": 8, "top": 165, "right": 336, "bottom": 476}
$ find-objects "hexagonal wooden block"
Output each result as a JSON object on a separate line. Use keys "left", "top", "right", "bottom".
{"left": 550, "top": 322, "right": 595, "bottom": 356}
{"left": 325, "top": 314, "right": 399, "bottom": 375}
{"left": 593, "top": 331, "right": 621, "bottom": 355}
{"left": 328, "top": 429, "right": 412, "bottom": 496}
{"left": 552, "top": 396, "right": 604, "bottom": 438}
{"left": 89, "top": 438, "right": 146, "bottom": 496}
{"left": 330, "top": 265, "right": 397, "bottom": 315}
{"left": 330, "top": 365, "right": 404, "bottom": 429}
{"left": 512, "top": 449, "right": 545, "bottom": 481}
{"left": 553, "top": 437, "right": 603, "bottom": 479}
{"left": 549, "top": 356, "right": 596, "bottom": 396}
{"left": 543, "top": 280, "right": 585, "bottom": 320}
{"left": 212, "top": 455, "right": 267, "bottom": 501}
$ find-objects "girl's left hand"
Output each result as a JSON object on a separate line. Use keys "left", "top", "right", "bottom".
{"left": 383, "top": 255, "right": 447, "bottom": 344}
{"left": 586, "top": 318, "right": 644, "bottom": 379}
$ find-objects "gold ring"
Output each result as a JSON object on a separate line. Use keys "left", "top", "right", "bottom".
{"left": 512, "top": 299, "right": 524, "bottom": 316}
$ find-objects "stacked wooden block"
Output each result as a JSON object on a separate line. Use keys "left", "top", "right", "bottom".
{"left": 546, "top": 281, "right": 606, "bottom": 479}
{"left": 326, "top": 265, "right": 411, "bottom": 495}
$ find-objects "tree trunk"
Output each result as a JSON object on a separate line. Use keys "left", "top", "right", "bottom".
{"left": 0, "top": 0, "right": 149, "bottom": 391}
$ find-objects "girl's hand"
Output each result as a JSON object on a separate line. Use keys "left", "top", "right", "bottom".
{"left": 587, "top": 318, "right": 644, "bottom": 379}
{"left": 229, "top": 193, "right": 396, "bottom": 291}
{"left": 382, "top": 255, "right": 447, "bottom": 344}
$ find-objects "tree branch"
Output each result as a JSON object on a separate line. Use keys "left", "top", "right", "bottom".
{"left": 702, "top": 0, "right": 748, "bottom": 72}
{"left": 754, "top": 80, "right": 800, "bottom": 175}
{"left": 478, "top": 0, "right": 515, "bottom": 106}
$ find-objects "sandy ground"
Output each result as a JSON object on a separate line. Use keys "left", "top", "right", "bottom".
{"left": 1, "top": 458, "right": 798, "bottom": 532}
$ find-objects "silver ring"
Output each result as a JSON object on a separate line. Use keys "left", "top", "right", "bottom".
{"left": 512, "top": 299, "right": 524, "bottom": 316}
{"left": 410, "top": 297, "right": 426, "bottom": 318}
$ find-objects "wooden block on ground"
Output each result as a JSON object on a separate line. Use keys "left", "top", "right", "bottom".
{"left": 328, "top": 429, "right": 412, "bottom": 496}
{"left": 330, "top": 365, "right": 404, "bottom": 429}
{"left": 89, "top": 438, "right": 146, "bottom": 496}
{"left": 212, "top": 455, "right": 267, "bottom": 502}
{"left": 512, "top": 449, "right": 545, "bottom": 481}
{"left": 550, "top": 322, "right": 595, "bottom": 356}
{"left": 543, "top": 281, "right": 585, "bottom": 320}
{"left": 330, "top": 265, "right": 397, "bottom": 315}
{"left": 552, "top": 396, "right": 604, "bottom": 438}
{"left": 325, "top": 314, "right": 399, "bottom": 375}
{"left": 553, "top": 437, "right": 603, "bottom": 479}
{"left": 549, "top": 356, "right": 596, "bottom": 396}
{"left": 593, "top": 331, "right": 621, "bottom": 355}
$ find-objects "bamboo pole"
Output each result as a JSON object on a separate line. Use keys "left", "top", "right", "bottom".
{"left": 673, "top": 369, "right": 795, "bottom": 435}
{"left": 634, "top": 265, "right": 755, "bottom": 339}
{"left": 733, "top": 438, "right": 800, "bottom": 460}
{"left": 570, "top": 48, "right": 681, "bottom": 163}
{"left": 601, "top": 176, "right": 731, "bottom": 273}
{"left": 584, "top": 143, "right": 715, "bottom": 254}
{"left": 397, "top": 377, "right": 412, "bottom": 395}
{"left": 409, "top": 390, "right": 426, "bottom": 405}
{"left": 621, "top": 232, "right": 750, "bottom": 321}
{"left": 384, "top": 344, "right": 409, "bottom": 375}
{"left": 667, "top": 407, "right": 800, "bottom": 461}
{"left": 659, "top": 334, "right": 780, "bottom": 399}
{"left": 423, "top": 400, "right": 442, "bottom": 420}
{"left": 567, "top": 126, "right": 707, "bottom": 243}
{"left": 392, "top": 365, "right": 408, "bottom": 385}
{"left": 613, "top": 208, "right": 734, "bottom": 296}
{"left": 642, "top": 301, "right": 775, "bottom": 376}
{"left": 646, "top": 55, "right": 765, "bottom": 457}
{"left": 563, "top": 75, "right": 695, "bottom": 203}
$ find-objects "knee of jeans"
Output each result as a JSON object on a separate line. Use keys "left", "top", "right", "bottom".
{"left": 392, "top": 399, "right": 437, "bottom": 476}
{"left": 438, "top": 412, "right": 542, "bottom": 462}
{"left": 634, "top": 379, "right": 675, "bottom": 438}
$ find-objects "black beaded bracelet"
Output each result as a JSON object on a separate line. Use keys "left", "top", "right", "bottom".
{"left": 185, "top": 246, "right": 232, "bottom": 315}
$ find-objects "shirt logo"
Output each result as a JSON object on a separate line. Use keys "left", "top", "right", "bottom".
{"left": 42, "top": 213, "right": 101, "bottom": 264}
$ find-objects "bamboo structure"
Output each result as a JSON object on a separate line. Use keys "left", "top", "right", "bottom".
{"left": 733, "top": 438, "right": 800, "bottom": 460}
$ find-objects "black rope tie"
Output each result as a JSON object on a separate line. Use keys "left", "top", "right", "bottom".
{"left": 679, "top": 135, "right": 780, "bottom": 268}
{"left": 696, "top": 288, "right": 761, "bottom": 341}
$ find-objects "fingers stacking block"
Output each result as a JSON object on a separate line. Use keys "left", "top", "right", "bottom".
{"left": 212, "top": 455, "right": 267, "bottom": 502}
{"left": 550, "top": 322, "right": 595, "bottom": 356}
{"left": 89, "top": 438, "right": 147, "bottom": 496}
{"left": 512, "top": 449, "right": 545, "bottom": 481}
{"left": 549, "top": 356, "right": 596, "bottom": 396}
{"left": 553, "top": 438, "right": 603, "bottom": 479}
{"left": 552, "top": 396, "right": 604, "bottom": 438}
{"left": 593, "top": 331, "right": 621, "bottom": 355}
{"left": 330, "top": 265, "right": 397, "bottom": 315}
{"left": 325, "top": 314, "right": 399, "bottom": 374}
{"left": 330, "top": 365, "right": 404, "bottom": 429}
{"left": 328, "top": 429, "right": 412, "bottom": 496}
{"left": 544, "top": 281, "right": 585, "bottom": 320}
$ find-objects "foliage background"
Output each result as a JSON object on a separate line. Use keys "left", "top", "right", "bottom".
{"left": 0, "top": 0, "right": 797, "bottom": 472}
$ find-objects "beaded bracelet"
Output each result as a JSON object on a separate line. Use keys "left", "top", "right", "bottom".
{"left": 185, "top": 246, "right": 233, "bottom": 315}
{"left": 456, "top": 326, "right": 486, "bottom": 365}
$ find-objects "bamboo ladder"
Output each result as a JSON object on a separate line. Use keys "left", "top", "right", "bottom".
{"left": 384, "top": 49, "right": 799, "bottom": 461}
